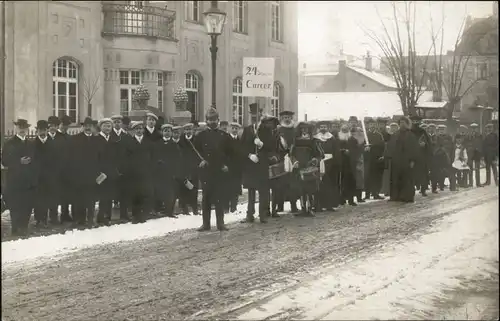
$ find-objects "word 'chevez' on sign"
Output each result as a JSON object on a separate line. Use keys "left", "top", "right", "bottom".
{"left": 242, "top": 57, "right": 275, "bottom": 98}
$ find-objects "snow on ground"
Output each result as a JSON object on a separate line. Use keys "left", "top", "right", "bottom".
{"left": 0, "top": 202, "right": 247, "bottom": 264}
{"left": 236, "top": 200, "right": 499, "bottom": 320}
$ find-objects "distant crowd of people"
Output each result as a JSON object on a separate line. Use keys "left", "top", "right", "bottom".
{"left": 1, "top": 109, "right": 498, "bottom": 237}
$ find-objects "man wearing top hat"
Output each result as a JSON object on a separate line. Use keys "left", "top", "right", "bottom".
{"left": 193, "top": 108, "right": 232, "bottom": 231}
{"left": 33, "top": 120, "right": 60, "bottom": 227}
{"left": 465, "top": 123, "right": 483, "bottom": 187}
{"left": 2, "top": 119, "right": 37, "bottom": 236}
{"left": 240, "top": 114, "right": 281, "bottom": 223}
{"left": 68, "top": 117, "right": 99, "bottom": 227}
{"left": 276, "top": 110, "right": 299, "bottom": 213}
{"left": 127, "top": 121, "right": 155, "bottom": 223}
{"left": 178, "top": 123, "right": 200, "bottom": 216}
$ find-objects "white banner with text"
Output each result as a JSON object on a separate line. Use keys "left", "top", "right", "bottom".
{"left": 242, "top": 57, "right": 275, "bottom": 97}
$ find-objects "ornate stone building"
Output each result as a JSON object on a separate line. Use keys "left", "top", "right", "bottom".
{"left": 2, "top": 1, "right": 298, "bottom": 130}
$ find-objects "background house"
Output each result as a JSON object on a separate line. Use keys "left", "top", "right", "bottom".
{"left": 1, "top": 0, "right": 299, "bottom": 133}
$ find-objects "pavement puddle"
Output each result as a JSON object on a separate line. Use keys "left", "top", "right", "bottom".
{"left": 236, "top": 201, "right": 499, "bottom": 320}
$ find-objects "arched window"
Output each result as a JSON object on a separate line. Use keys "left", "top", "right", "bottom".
{"left": 271, "top": 82, "right": 282, "bottom": 118}
{"left": 185, "top": 72, "right": 199, "bottom": 117}
{"left": 232, "top": 78, "right": 244, "bottom": 125}
{"left": 53, "top": 59, "right": 79, "bottom": 123}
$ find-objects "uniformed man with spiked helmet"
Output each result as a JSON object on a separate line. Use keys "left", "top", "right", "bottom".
{"left": 193, "top": 107, "right": 232, "bottom": 231}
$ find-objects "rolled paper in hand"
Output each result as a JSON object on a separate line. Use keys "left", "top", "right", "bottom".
{"left": 96, "top": 173, "right": 107, "bottom": 185}
{"left": 185, "top": 180, "right": 194, "bottom": 190}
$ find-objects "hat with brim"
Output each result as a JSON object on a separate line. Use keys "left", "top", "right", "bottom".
{"left": 146, "top": 112, "right": 158, "bottom": 121}
{"left": 61, "top": 115, "right": 72, "bottom": 126}
{"left": 81, "top": 117, "right": 93, "bottom": 126}
{"left": 230, "top": 122, "right": 241, "bottom": 128}
{"left": 316, "top": 121, "right": 330, "bottom": 127}
{"left": 198, "top": 122, "right": 207, "bottom": 127}
{"left": 279, "top": 110, "right": 295, "bottom": 117}
{"left": 459, "top": 125, "right": 468, "bottom": 129}
{"left": 13, "top": 119, "right": 31, "bottom": 128}
{"left": 485, "top": 123, "right": 494, "bottom": 128}
{"left": 36, "top": 120, "right": 49, "bottom": 130}
{"left": 161, "top": 124, "right": 173, "bottom": 130}
{"left": 427, "top": 123, "right": 436, "bottom": 128}
{"left": 470, "top": 123, "right": 479, "bottom": 127}
{"left": 437, "top": 124, "right": 447, "bottom": 129}
{"left": 183, "top": 123, "right": 194, "bottom": 129}
{"left": 389, "top": 122, "right": 399, "bottom": 127}
{"left": 364, "top": 117, "right": 376, "bottom": 124}
{"left": 131, "top": 121, "right": 144, "bottom": 129}
{"left": 98, "top": 118, "right": 113, "bottom": 127}
{"left": 172, "top": 126, "right": 183, "bottom": 131}
{"left": 420, "top": 123, "right": 428, "bottom": 128}
{"left": 48, "top": 116, "right": 61, "bottom": 126}
{"left": 111, "top": 115, "right": 123, "bottom": 121}
{"left": 348, "top": 116, "right": 358, "bottom": 122}
{"left": 399, "top": 116, "right": 412, "bottom": 127}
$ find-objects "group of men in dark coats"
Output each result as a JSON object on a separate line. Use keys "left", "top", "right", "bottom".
{"left": 2, "top": 109, "right": 498, "bottom": 236}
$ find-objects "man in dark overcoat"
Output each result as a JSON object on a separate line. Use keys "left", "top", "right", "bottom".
{"left": 483, "top": 123, "right": 499, "bottom": 186}
{"left": 33, "top": 120, "right": 60, "bottom": 227}
{"left": 410, "top": 115, "right": 432, "bottom": 196}
{"left": 194, "top": 108, "right": 232, "bottom": 231}
{"left": 95, "top": 118, "right": 120, "bottom": 225}
{"left": 364, "top": 117, "right": 386, "bottom": 200}
{"left": 227, "top": 122, "right": 243, "bottom": 212}
{"left": 386, "top": 116, "right": 420, "bottom": 202}
{"left": 377, "top": 117, "right": 391, "bottom": 142}
{"left": 111, "top": 114, "right": 132, "bottom": 220}
{"left": 143, "top": 112, "right": 163, "bottom": 214}
{"left": 465, "top": 123, "right": 483, "bottom": 187}
{"left": 178, "top": 123, "right": 200, "bottom": 215}
{"left": 126, "top": 121, "right": 155, "bottom": 223}
{"left": 2, "top": 119, "right": 37, "bottom": 236}
{"left": 68, "top": 117, "right": 99, "bottom": 227}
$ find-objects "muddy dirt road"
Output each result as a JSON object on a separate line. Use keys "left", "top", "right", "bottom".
{"left": 2, "top": 186, "right": 498, "bottom": 321}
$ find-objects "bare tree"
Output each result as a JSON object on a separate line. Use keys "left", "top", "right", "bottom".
{"left": 360, "top": 1, "right": 441, "bottom": 116}
{"left": 430, "top": 10, "right": 497, "bottom": 120}
{"left": 83, "top": 74, "right": 101, "bottom": 118}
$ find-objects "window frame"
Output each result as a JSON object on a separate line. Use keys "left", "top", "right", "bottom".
{"left": 271, "top": 0, "right": 282, "bottom": 42}
{"left": 232, "top": 0, "right": 248, "bottom": 34}
{"left": 270, "top": 82, "right": 282, "bottom": 118}
{"left": 52, "top": 59, "right": 79, "bottom": 124}
{"left": 185, "top": 1, "right": 201, "bottom": 23}
{"left": 232, "top": 78, "right": 245, "bottom": 125}
{"left": 119, "top": 69, "right": 144, "bottom": 115}
{"left": 157, "top": 72, "right": 164, "bottom": 112}
{"left": 184, "top": 72, "right": 199, "bottom": 114}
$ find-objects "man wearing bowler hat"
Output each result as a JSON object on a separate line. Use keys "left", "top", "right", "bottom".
{"left": 2, "top": 119, "right": 37, "bottom": 236}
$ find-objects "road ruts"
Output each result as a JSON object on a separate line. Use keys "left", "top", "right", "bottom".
{"left": 2, "top": 186, "right": 498, "bottom": 321}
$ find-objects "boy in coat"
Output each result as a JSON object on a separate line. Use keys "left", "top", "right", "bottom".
{"left": 178, "top": 123, "right": 200, "bottom": 215}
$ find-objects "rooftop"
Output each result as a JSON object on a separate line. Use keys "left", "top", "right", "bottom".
{"left": 347, "top": 65, "right": 398, "bottom": 89}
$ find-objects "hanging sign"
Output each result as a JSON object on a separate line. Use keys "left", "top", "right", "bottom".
{"left": 242, "top": 57, "right": 275, "bottom": 97}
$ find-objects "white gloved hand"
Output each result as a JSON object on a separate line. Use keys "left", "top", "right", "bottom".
{"left": 249, "top": 154, "right": 259, "bottom": 163}
{"left": 254, "top": 138, "right": 264, "bottom": 149}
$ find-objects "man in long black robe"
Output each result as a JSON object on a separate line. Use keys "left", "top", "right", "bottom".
{"left": 386, "top": 116, "right": 419, "bottom": 203}
{"left": 275, "top": 110, "right": 299, "bottom": 213}
{"left": 338, "top": 125, "right": 357, "bottom": 206}
{"left": 227, "top": 122, "right": 243, "bottom": 212}
{"left": 314, "top": 121, "right": 341, "bottom": 211}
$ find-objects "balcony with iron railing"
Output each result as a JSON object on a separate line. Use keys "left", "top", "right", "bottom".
{"left": 102, "top": 3, "right": 176, "bottom": 41}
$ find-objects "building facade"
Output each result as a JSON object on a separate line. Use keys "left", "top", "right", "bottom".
{"left": 2, "top": 0, "right": 299, "bottom": 131}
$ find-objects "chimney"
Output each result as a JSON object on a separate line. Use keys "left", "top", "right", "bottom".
{"left": 365, "top": 51, "right": 373, "bottom": 72}
{"left": 339, "top": 60, "right": 347, "bottom": 91}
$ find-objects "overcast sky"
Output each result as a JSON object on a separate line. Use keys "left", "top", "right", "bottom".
{"left": 298, "top": 1, "right": 496, "bottom": 60}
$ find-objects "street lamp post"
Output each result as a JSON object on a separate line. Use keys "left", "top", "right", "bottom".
{"left": 203, "top": 1, "right": 226, "bottom": 110}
